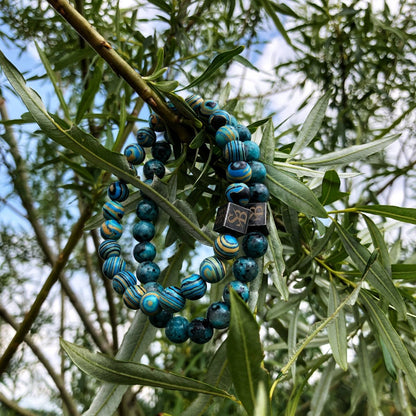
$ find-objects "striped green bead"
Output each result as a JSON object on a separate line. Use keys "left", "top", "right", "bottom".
{"left": 124, "top": 144, "right": 145, "bottom": 165}
{"left": 226, "top": 161, "right": 252, "bottom": 183}
{"left": 159, "top": 286, "right": 186, "bottom": 313}
{"left": 102, "top": 256, "right": 126, "bottom": 279}
{"left": 113, "top": 271, "right": 136, "bottom": 295}
{"left": 100, "top": 220, "right": 123, "bottom": 240}
{"left": 223, "top": 141, "right": 246, "bottom": 162}
{"left": 108, "top": 181, "right": 129, "bottom": 202}
{"left": 123, "top": 284, "right": 146, "bottom": 309}
{"left": 199, "top": 100, "right": 219, "bottom": 117}
{"left": 214, "top": 234, "right": 239, "bottom": 260}
{"left": 180, "top": 274, "right": 207, "bottom": 300}
{"left": 199, "top": 256, "right": 226, "bottom": 283}
{"left": 136, "top": 127, "right": 156, "bottom": 147}
{"left": 98, "top": 240, "right": 121, "bottom": 259}
{"left": 215, "top": 125, "right": 238, "bottom": 148}
{"left": 225, "top": 183, "right": 250, "bottom": 206}
{"left": 208, "top": 110, "right": 234, "bottom": 130}
{"left": 185, "top": 94, "right": 203, "bottom": 111}
{"left": 140, "top": 292, "right": 161, "bottom": 315}
{"left": 103, "top": 201, "right": 125, "bottom": 222}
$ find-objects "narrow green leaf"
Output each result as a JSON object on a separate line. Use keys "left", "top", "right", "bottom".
{"left": 379, "top": 337, "right": 397, "bottom": 380}
{"left": 234, "top": 54, "right": 260, "bottom": 72}
{"left": 320, "top": 170, "right": 348, "bottom": 205}
{"left": 391, "top": 264, "right": 416, "bottom": 280}
{"left": 309, "top": 359, "right": 335, "bottom": 416}
{"left": 150, "top": 79, "right": 179, "bottom": 93}
{"left": 281, "top": 204, "right": 301, "bottom": 255}
{"left": 258, "top": 0, "right": 292, "bottom": 46}
{"left": 253, "top": 382, "right": 270, "bottom": 416}
{"left": 290, "top": 90, "right": 331, "bottom": 156}
{"left": 274, "top": 161, "right": 359, "bottom": 179}
{"left": 260, "top": 118, "right": 275, "bottom": 165}
{"left": 189, "top": 129, "right": 207, "bottom": 149}
{"left": 266, "top": 165, "right": 328, "bottom": 218}
{"left": 356, "top": 205, "right": 416, "bottom": 225}
{"left": 288, "top": 309, "right": 299, "bottom": 380}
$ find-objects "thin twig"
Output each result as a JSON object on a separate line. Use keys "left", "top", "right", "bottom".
{"left": 0, "top": 391, "right": 37, "bottom": 416}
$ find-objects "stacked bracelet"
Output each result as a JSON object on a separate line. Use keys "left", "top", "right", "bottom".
{"left": 97, "top": 94, "right": 270, "bottom": 344}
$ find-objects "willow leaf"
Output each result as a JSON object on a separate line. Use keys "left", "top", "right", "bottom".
{"left": 356, "top": 205, "right": 416, "bottom": 225}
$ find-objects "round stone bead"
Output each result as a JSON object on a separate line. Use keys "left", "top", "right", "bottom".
{"left": 242, "top": 232, "right": 268, "bottom": 258}
{"left": 233, "top": 257, "right": 259, "bottom": 283}
{"left": 226, "top": 161, "right": 252, "bottom": 183}
{"left": 188, "top": 317, "right": 214, "bottom": 344}
{"left": 207, "top": 302, "right": 230, "bottom": 329}
{"left": 103, "top": 201, "right": 125, "bottom": 222}
{"left": 180, "top": 274, "right": 207, "bottom": 300}
{"left": 144, "top": 281, "right": 163, "bottom": 293}
{"left": 215, "top": 125, "right": 238, "bottom": 148}
{"left": 143, "top": 159, "right": 165, "bottom": 180}
{"left": 223, "top": 141, "right": 246, "bottom": 162}
{"left": 199, "top": 100, "right": 219, "bottom": 117}
{"left": 249, "top": 183, "right": 270, "bottom": 202}
{"left": 225, "top": 183, "right": 250, "bottom": 206}
{"left": 136, "top": 199, "right": 158, "bottom": 221}
{"left": 140, "top": 292, "right": 161, "bottom": 315}
{"left": 149, "top": 309, "right": 173, "bottom": 328}
{"left": 159, "top": 286, "right": 186, "bottom": 313}
{"left": 185, "top": 94, "right": 203, "bottom": 111}
{"left": 100, "top": 220, "right": 123, "bottom": 240}
{"left": 199, "top": 256, "right": 226, "bottom": 283}
{"left": 223, "top": 280, "right": 250, "bottom": 305}
{"left": 108, "top": 181, "right": 129, "bottom": 202}
{"left": 151, "top": 141, "right": 172, "bottom": 164}
{"left": 98, "top": 240, "right": 121, "bottom": 259}
{"left": 244, "top": 141, "right": 260, "bottom": 161}
{"left": 249, "top": 161, "right": 266, "bottom": 183}
{"left": 236, "top": 124, "right": 251, "bottom": 142}
{"left": 112, "top": 271, "right": 136, "bottom": 295}
{"left": 123, "top": 284, "right": 146, "bottom": 309}
{"left": 136, "top": 261, "right": 160, "bottom": 283}
{"left": 165, "top": 316, "right": 189, "bottom": 343}
{"left": 208, "top": 110, "right": 233, "bottom": 130}
{"left": 214, "top": 234, "right": 239, "bottom": 260}
{"left": 124, "top": 143, "right": 145, "bottom": 165}
{"left": 136, "top": 127, "right": 156, "bottom": 147}
{"left": 133, "top": 242, "right": 156, "bottom": 263}
{"left": 102, "top": 256, "right": 126, "bottom": 279}
{"left": 133, "top": 221, "right": 156, "bottom": 242}
{"left": 148, "top": 113, "right": 165, "bottom": 132}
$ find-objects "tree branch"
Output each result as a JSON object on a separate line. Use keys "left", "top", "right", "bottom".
{"left": 0, "top": 392, "right": 37, "bottom": 416}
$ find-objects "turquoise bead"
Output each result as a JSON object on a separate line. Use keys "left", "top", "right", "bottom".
{"left": 185, "top": 94, "right": 203, "bottom": 111}
{"left": 133, "top": 221, "right": 155, "bottom": 242}
{"left": 249, "top": 161, "right": 266, "bottom": 183}
{"left": 244, "top": 141, "right": 260, "bottom": 161}
{"left": 214, "top": 234, "right": 239, "bottom": 260}
{"left": 98, "top": 240, "right": 121, "bottom": 259}
{"left": 180, "top": 274, "right": 207, "bottom": 300}
{"left": 165, "top": 316, "right": 189, "bottom": 343}
{"left": 143, "top": 159, "right": 165, "bottom": 180}
{"left": 136, "top": 127, "right": 156, "bottom": 147}
{"left": 136, "top": 261, "right": 160, "bottom": 283}
{"left": 215, "top": 125, "right": 238, "bottom": 148}
{"left": 225, "top": 183, "right": 250, "bottom": 206}
{"left": 226, "top": 161, "right": 252, "bottom": 183}
{"left": 159, "top": 286, "right": 186, "bottom": 313}
{"left": 124, "top": 143, "right": 145, "bottom": 165}
{"left": 233, "top": 257, "right": 258, "bottom": 282}
{"left": 151, "top": 141, "right": 172, "bottom": 164}
{"left": 236, "top": 124, "right": 251, "bottom": 142}
{"left": 223, "top": 280, "right": 249, "bottom": 305}
{"left": 208, "top": 110, "right": 233, "bottom": 130}
{"left": 149, "top": 309, "right": 173, "bottom": 328}
{"left": 140, "top": 292, "right": 161, "bottom": 315}
{"left": 207, "top": 302, "right": 230, "bottom": 329}
{"left": 249, "top": 183, "right": 270, "bottom": 202}
{"left": 123, "top": 284, "right": 146, "bottom": 309}
{"left": 133, "top": 242, "right": 156, "bottom": 263}
{"left": 188, "top": 317, "right": 213, "bottom": 344}
{"left": 112, "top": 271, "right": 136, "bottom": 295}
{"left": 108, "top": 181, "right": 129, "bottom": 202}
{"left": 199, "top": 256, "right": 226, "bottom": 283}
{"left": 242, "top": 232, "right": 268, "bottom": 258}
{"left": 223, "top": 141, "right": 246, "bottom": 162}
{"left": 103, "top": 201, "right": 125, "bottom": 222}
{"left": 199, "top": 100, "right": 219, "bottom": 117}
{"left": 136, "top": 199, "right": 158, "bottom": 221}
{"left": 102, "top": 256, "right": 126, "bottom": 279}
{"left": 100, "top": 220, "right": 123, "bottom": 240}
{"left": 148, "top": 113, "right": 165, "bottom": 132}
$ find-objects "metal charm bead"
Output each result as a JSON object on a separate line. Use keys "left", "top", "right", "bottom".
{"left": 112, "top": 271, "right": 137, "bottom": 295}
{"left": 148, "top": 113, "right": 165, "bottom": 132}
{"left": 98, "top": 240, "right": 121, "bottom": 259}
{"left": 185, "top": 94, "right": 203, "bottom": 111}
{"left": 225, "top": 183, "right": 250, "bottom": 206}
{"left": 233, "top": 257, "right": 259, "bottom": 283}
{"left": 123, "top": 284, "right": 146, "bottom": 309}
{"left": 214, "top": 202, "right": 250, "bottom": 236}
{"left": 133, "top": 221, "right": 156, "bottom": 242}
{"left": 248, "top": 161, "right": 266, "bottom": 183}
{"left": 136, "top": 261, "right": 160, "bottom": 283}
{"left": 242, "top": 231, "right": 268, "bottom": 258}
{"left": 249, "top": 183, "right": 270, "bottom": 202}
{"left": 159, "top": 286, "right": 186, "bottom": 312}
{"left": 199, "top": 100, "right": 219, "bottom": 117}
{"left": 140, "top": 292, "right": 161, "bottom": 316}
{"left": 102, "top": 256, "right": 126, "bottom": 279}
{"left": 207, "top": 302, "right": 230, "bottom": 329}
{"left": 108, "top": 181, "right": 129, "bottom": 202}
{"left": 136, "top": 199, "right": 158, "bottom": 221}
{"left": 208, "top": 109, "right": 234, "bottom": 130}
{"left": 243, "top": 141, "right": 260, "bottom": 161}
{"left": 133, "top": 242, "right": 156, "bottom": 262}
{"left": 199, "top": 256, "right": 226, "bottom": 283}
{"left": 165, "top": 316, "right": 189, "bottom": 343}
{"left": 100, "top": 220, "right": 123, "bottom": 240}
{"left": 188, "top": 317, "right": 214, "bottom": 344}
{"left": 223, "top": 140, "right": 246, "bottom": 162}
{"left": 151, "top": 141, "right": 172, "bottom": 164}
{"left": 236, "top": 124, "right": 251, "bottom": 142}
{"left": 143, "top": 159, "right": 165, "bottom": 180}
{"left": 223, "top": 280, "right": 250, "bottom": 305}
{"left": 226, "top": 161, "right": 252, "bottom": 183}
{"left": 149, "top": 309, "right": 173, "bottom": 328}
{"left": 247, "top": 202, "right": 269, "bottom": 235}
{"left": 214, "top": 234, "right": 239, "bottom": 260}
{"left": 136, "top": 127, "right": 156, "bottom": 147}
{"left": 180, "top": 274, "right": 207, "bottom": 300}
{"left": 215, "top": 125, "right": 238, "bottom": 148}
{"left": 124, "top": 143, "right": 145, "bottom": 165}
{"left": 103, "top": 201, "right": 125, "bottom": 222}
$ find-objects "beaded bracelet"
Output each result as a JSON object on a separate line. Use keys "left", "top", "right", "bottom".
{"left": 98, "top": 94, "right": 270, "bottom": 344}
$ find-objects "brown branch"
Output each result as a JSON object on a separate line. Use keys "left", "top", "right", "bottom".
{"left": 0, "top": 392, "right": 37, "bottom": 416}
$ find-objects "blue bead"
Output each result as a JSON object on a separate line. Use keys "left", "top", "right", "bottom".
{"left": 208, "top": 110, "right": 233, "bottom": 130}
{"left": 223, "top": 280, "right": 249, "bottom": 305}
{"left": 188, "top": 317, "right": 213, "bottom": 344}
{"left": 100, "top": 220, "right": 123, "bottom": 240}
{"left": 215, "top": 125, "right": 238, "bottom": 148}
{"left": 108, "top": 181, "right": 129, "bottom": 202}
{"left": 185, "top": 94, "right": 203, "bottom": 111}
{"left": 151, "top": 141, "right": 172, "bottom": 164}
{"left": 102, "top": 256, "right": 126, "bottom": 279}
{"left": 103, "top": 201, "right": 125, "bottom": 221}
{"left": 199, "top": 100, "right": 219, "bottom": 117}
{"left": 133, "top": 242, "right": 156, "bottom": 262}
{"left": 167, "top": 101, "right": 177, "bottom": 113}
{"left": 226, "top": 161, "right": 252, "bottom": 183}
{"left": 233, "top": 257, "right": 258, "bottom": 282}
{"left": 98, "top": 240, "right": 121, "bottom": 259}
{"left": 112, "top": 271, "right": 137, "bottom": 294}
{"left": 144, "top": 281, "right": 163, "bottom": 293}
{"left": 223, "top": 141, "right": 246, "bottom": 162}
{"left": 214, "top": 234, "right": 239, "bottom": 260}
{"left": 143, "top": 159, "right": 165, "bottom": 180}
{"left": 148, "top": 113, "right": 165, "bottom": 132}
{"left": 236, "top": 124, "right": 251, "bottom": 142}
{"left": 180, "top": 274, "right": 207, "bottom": 300}
{"left": 199, "top": 256, "right": 226, "bottom": 283}
{"left": 140, "top": 292, "right": 161, "bottom": 315}
{"left": 225, "top": 183, "right": 250, "bottom": 206}
{"left": 242, "top": 232, "right": 268, "bottom": 258}
{"left": 123, "top": 284, "right": 146, "bottom": 309}
{"left": 207, "top": 302, "right": 230, "bottom": 329}
{"left": 136, "top": 127, "right": 156, "bottom": 147}
{"left": 136, "top": 199, "right": 158, "bottom": 221}
{"left": 249, "top": 161, "right": 266, "bottom": 183}
{"left": 124, "top": 144, "right": 145, "bottom": 165}
{"left": 136, "top": 261, "right": 160, "bottom": 283}
{"left": 149, "top": 309, "right": 173, "bottom": 328}
{"left": 165, "top": 316, "right": 189, "bottom": 343}
{"left": 159, "top": 286, "right": 186, "bottom": 312}
{"left": 133, "top": 221, "right": 156, "bottom": 242}
{"left": 249, "top": 183, "right": 270, "bottom": 202}
{"left": 244, "top": 141, "right": 260, "bottom": 161}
